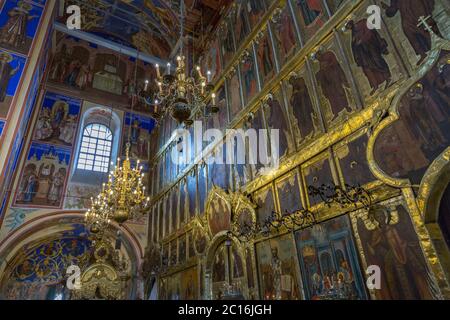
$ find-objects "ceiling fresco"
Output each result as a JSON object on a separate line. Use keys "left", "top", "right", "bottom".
{"left": 60, "top": 0, "right": 232, "bottom": 59}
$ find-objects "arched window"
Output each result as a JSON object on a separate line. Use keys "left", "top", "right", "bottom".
{"left": 77, "top": 123, "right": 112, "bottom": 173}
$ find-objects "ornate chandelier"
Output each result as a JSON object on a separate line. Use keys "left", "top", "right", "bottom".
{"left": 143, "top": 0, "right": 218, "bottom": 126}
{"left": 85, "top": 143, "right": 150, "bottom": 233}
{"left": 86, "top": 56, "right": 150, "bottom": 235}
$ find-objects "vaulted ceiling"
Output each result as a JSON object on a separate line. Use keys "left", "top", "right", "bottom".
{"left": 60, "top": 0, "right": 232, "bottom": 59}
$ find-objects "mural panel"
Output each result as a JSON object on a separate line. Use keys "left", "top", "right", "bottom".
{"left": 302, "top": 155, "right": 334, "bottom": 207}
{"left": 0, "top": 49, "right": 25, "bottom": 118}
{"left": 241, "top": 51, "right": 258, "bottom": 105}
{"left": 275, "top": 169, "right": 303, "bottom": 215}
{"left": 272, "top": 2, "right": 298, "bottom": 67}
{"left": 256, "top": 29, "right": 276, "bottom": 87}
{"left": 122, "top": 113, "right": 155, "bottom": 161}
{"left": 295, "top": 215, "right": 367, "bottom": 300}
{"left": 227, "top": 71, "right": 243, "bottom": 119}
{"left": 373, "top": 52, "right": 450, "bottom": 185}
{"left": 285, "top": 66, "right": 319, "bottom": 145}
{"left": 254, "top": 184, "right": 275, "bottom": 224}
{"left": 33, "top": 92, "right": 82, "bottom": 147}
{"left": 256, "top": 233, "right": 301, "bottom": 300}
{"left": 292, "top": 0, "right": 328, "bottom": 42}
{"left": 14, "top": 142, "right": 71, "bottom": 208}
{"left": 0, "top": 0, "right": 43, "bottom": 55}
{"left": 353, "top": 203, "right": 435, "bottom": 299}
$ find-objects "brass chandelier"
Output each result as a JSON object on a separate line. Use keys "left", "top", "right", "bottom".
{"left": 143, "top": 0, "right": 218, "bottom": 126}
{"left": 85, "top": 144, "right": 150, "bottom": 234}
{"left": 86, "top": 57, "right": 150, "bottom": 235}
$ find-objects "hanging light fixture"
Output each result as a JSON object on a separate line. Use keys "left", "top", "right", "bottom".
{"left": 143, "top": 0, "right": 217, "bottom": 126}
{"left": 86, "top": 53, "right": 150, "bottom": 235}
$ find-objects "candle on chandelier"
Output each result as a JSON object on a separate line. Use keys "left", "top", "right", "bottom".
{"left": 212, "top": 93, "right": 216, "bottom": 106}
{"left": 207, "top": 70, "right": 212, "bottom": 83}
{"left": 155, "top": 64, "right": 161, "bottom": 78}
{"left": 196, "top": 66, "right": 203, "bottom": 78}
{"left": 166, "top": 63, "right": 171, "bottom": 75}
{"left": 158, "top": 82, "right": 162, "bottom": 93}
{"left": 144, "top": 80, "right": 149, "bottom": 91}
{"left": 201, "top": 82, "right": 205, "bottom": 94}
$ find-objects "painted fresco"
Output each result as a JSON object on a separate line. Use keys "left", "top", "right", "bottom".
{"left": 292, "top": 0, "right": 328, "bottom": 42}
{"left": 353, "top": 203, "right": 435, "bottom": 299}
{"left": 302, "top": 155, "right": 334, "bottom": 207}
{"left": 256, "top": 233, "right": 301, "bottom": 300}
{"left": 122, "top": 113, "right": 155, "bottom": 161}
{"left": 272, "top": 2, "right": 298, "bottom": 67}
{"left": 33, "top": 92, "right": 82, "bottom": 147}
{"left": 246, "top": 0, "right": 266, "bottom": 29}
{"left": 207, "top": 194, "right": 231, "bottom": 236}
{"left": 335, "top": 132, "right": 376, "bottom": 187}
{"left": 379, "top": 0, "right": 449, "bottom": 68}
{"left": 275, "top": 170, "right": 303, "bottom": 215}
{"left": 198, "top": 164, "right": 207, "bottom": 215}
{"left": 0, "top": 49, "right": 25, "bottom": 118}
{"left": 180, "top": 266, "right": 198, "bottom": 300}
{"left": 0, "top": 0, "right": 43, "bottom": 55}
{"left": 233, "top": 0, "right": 250, "bottom": 48}
{"left": 208, "top": 146, "right": 230, "bottom": 191}
{"left": 221, "top": 21, "right": 235, "bottom": 68}
{"left": 228, "top": 71, "right": 242, "bottom": 119}
{"left": 48, "top": 33, "right": 156, "bottom": 113}
{"left": 285, "top": 70, "right": 319, "bottom": 145}
{"left": 256, "top": 30, "right": 276, "bottom": 87}
{"left": 310, "top": 43, "right": 355, "bottom": 125}
{"left": 253, "top": 184, "right": 275, "bottom": 225}
{"left": 373, "top": 52, "right": 450, "bottom": 185}
{"left": 263, "top": 90, "right": 294, "bottom": 158}
{"left": 295, "top": 215, "right": 368, "bottom": 300}
{"left": 187, "top": 170, "right": 197, "bottom": 220}
{"left": 202, "top": 36, "right": 222, "bottom": 83}
{"left": 14, "top": 142, "right": 71, "bottom": 208}
{"left": 241, "top": 51, "right": 258, "bottom": 105}
{"left": 63, "top": 182, "right": 101, "bottom": 210}
{"left": 341, "top": 3, "right": 404, "bottom": 102}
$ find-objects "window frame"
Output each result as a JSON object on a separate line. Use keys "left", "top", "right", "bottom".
{"left": 76, "top": 123, "right": 113, "bottom": 173}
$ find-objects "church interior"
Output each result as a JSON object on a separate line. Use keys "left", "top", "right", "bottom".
{"left": 0, "top": 0, "right": 449, "bottom": 301}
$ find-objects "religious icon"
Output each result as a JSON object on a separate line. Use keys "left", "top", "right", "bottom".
{"left": 276, "top": 171, "right": 303, "bottom": 215}
{"left": 254, "top": 185, "right": 275, "bottom": 225}
{"left": 335, "top": 133, "right": 375, "bottom": 187}
{"left": 302, "top": 155, "right": 333, "bottom": 207}
{"left": 207, "top": 195, "right": 231, "bottom": 236}
{"left": 287, "top": 75, "right": 316, "bottom": 141}
{"left": 295, "top": 215, "right": 368, "bottom": 300}
{"left": 221, "top": 23, "right": 235, "bottom": 67}
{"left": 257, "top": 32, "right": 275, "bottom": 86}
{"left": 246, "top": 0, "right": 266, "bottom": 28}
{"left": 355, "top": 204, "right": 435, "bottom": 299}
{"left": 234, "top": 1, "right": 250, "bottom": 47}
{"left": 15, "top": 143, "right": 71, "bottom": 208}
{"left": 241, "top": 53, "right": 258, "bottom": 104}
{"left": 0, "top": 0, "right": 41, "bottom": 54}
{"left": 273, "top": 5, "right": 297, "bottom": 66}
{"left": 0, "top": 51, "right": 23, "bottom": 118}
{"left": 345, "top": 19, "right": 392, "bottom": 95}
{"left": 264, "top": 93, "right": 292, "bottom": 158}
{"left": 33, "top": 92, "right": 81, "bottom": 147}
{"left": 314, "top": 50, "right": 351, "bottom": 121}
{"left": 228, "top": 72, "right": 242, "bottom": 119}
{"left": 373, "top": 53, "right": 450, "bottom": 185}
{"left": 382, "top": 0, "right": 442, "bottom": 66}
{"left": 256, "top": 234, "right": 301, "bottom": 300}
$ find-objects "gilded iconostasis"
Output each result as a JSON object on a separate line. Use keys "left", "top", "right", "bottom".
{"left": 0, "top": 0, "right": 449, "bottom": 301}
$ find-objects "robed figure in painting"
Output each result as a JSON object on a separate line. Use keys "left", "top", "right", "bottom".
{"left": 382, "top": 0, "right": 441, "bottom": 65}
{"left": 315, "top": 51, "right": 351, "bottom": 119}
{"left": 0, "top": 1, "right": 37, "bottom": 50}
{"left": 346, "top": 19, "right": 392, "bottom": 95}
{"left": 289, "top": 76, "right": 315, "bottom": 139}
{"left": 0, "top": 52, "right": 19, "bottom": 102}
{"left": 266, "top": 95, "right": 289, "bottom": 157}
{"left": 365, "top": 206, "right": 434, "bottom": 299}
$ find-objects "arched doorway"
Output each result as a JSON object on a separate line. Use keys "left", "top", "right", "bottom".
{"left": 206, "top": 235, "right": 248, "bottom": 300}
